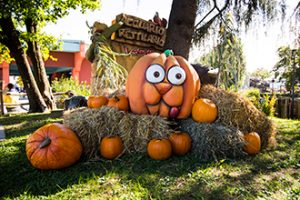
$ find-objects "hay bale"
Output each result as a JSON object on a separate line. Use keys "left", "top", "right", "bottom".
{"left": 199, "top": 85, "right": 276, "bottom": 148}
{"left": 179, "top": 118, "right": 246, "bottom": 161}
{"left": 63, "top": 107, "right": 173, "bottom": 159}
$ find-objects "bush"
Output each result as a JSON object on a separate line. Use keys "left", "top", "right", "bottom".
{"left": 52, "top": 77, "right": 91, "bottom": 108}
{"left": 242, "top": 88, "right": 262, "bottom": 109}
{"left": 261, "top": 94, "right": 276, "bottom": 117}
{"left": 242, "top": 88, "right": 276, "bottom": 116}
{"left": 52, "top": 77, "right": 91, "bottom": 96}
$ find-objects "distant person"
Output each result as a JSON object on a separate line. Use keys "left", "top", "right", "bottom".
{"left": 6, "top": 83, "right": 18, "bottom": 93}
{"left": 3, "top": 83, "right": 19, "bottom": 110}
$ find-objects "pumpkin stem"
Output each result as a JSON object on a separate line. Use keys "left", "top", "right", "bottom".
{"left": 164, "top": 49, "right": 174, "bottom": 57}
{"left": 39, "top": 137, "right": 51, "bottom": 149}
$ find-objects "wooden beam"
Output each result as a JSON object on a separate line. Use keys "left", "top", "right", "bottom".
{"left": 0, "top": 80, "right": 4, "bottom": 115}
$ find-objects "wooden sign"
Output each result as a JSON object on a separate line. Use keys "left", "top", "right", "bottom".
{"left": 111, "top": 13, "right": 166, "bottom": 50}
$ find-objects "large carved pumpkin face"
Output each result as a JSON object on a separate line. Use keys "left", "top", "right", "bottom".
{"left": 126, "top": 50, "right": 200, "bottom": 119}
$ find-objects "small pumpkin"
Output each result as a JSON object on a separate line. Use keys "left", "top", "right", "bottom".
{"left": 243, "top": 132, "right": 261, "bottom": 155}
{"left": 147, "top": 138, "right": 172, "bottom": 160}
{"left": 87, "top": 95, "right": 108, "bottom": 108}
{"left": 26, "top": 123, "right": 83, "bottom": 170}
{"left": 99, "top": 136, "right": 124, "bottom": 159}
{"left": 192, "top": 98, "right": 218, "bottom": 123}
{"left": 126, "top": 50, "right": 200, "bottom": 119}
{"left": 169, "top": 132, "right": 192, "bottom": 156}
{"left": 107, "top": 95, "right": 129, "bottom": 111}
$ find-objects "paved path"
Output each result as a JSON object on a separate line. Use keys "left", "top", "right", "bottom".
{"left": 0, "top": 125, "right": 5, "bottom": 141}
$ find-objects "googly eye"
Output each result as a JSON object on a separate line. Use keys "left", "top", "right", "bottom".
{"left": 167, "top": 66, "right": 186, "bottom": 85}
{"left": 146, "top": 64, "right": 165, "bottom": 83}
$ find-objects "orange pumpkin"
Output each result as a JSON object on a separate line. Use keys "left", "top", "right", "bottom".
{"left": 26, "top": 123, "right": 83, "bottom": 170}
{"left": 107, "top": 95, "right": 129, "bottom": 111}
{"left": 99, "top": 136, "right": 124, "bottom": 159}
{"left": 243, "top": 132, "right": 261, "bottom": 155}
{"left": 87, "top": 95, "right": 108, "bottom": 108}
{"left": 192, "top": 98, "right": 218, "bottom": 123}
{"left": 147, "top": 138, "right": 172, "bottom": 160}
{"left": 169, "top": 132, "right": 192, "bottom": 156}
{"left": 126, "top": 50, "right": 200, "bottom": 119}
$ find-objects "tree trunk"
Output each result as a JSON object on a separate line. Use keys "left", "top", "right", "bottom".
{"left": 25, "top": 18, "right": 56, "bottom": 110}
{"left": 164, "top": 0, "right": 197, "bottom": 59}
{"left": 0, "top": 16, "right": 48, "bottom": 113}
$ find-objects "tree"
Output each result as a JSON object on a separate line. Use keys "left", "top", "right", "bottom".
{"left": 25, "top": 19, "right": 56, "bottom": 109}
{"left": 0, "top": 16, "right": 48, "bottom": 112}
{"left": 251, "top": 68, "right": 271, "bottom": 80}
{"left": 0, "top": 0, "right": 100, "bottom": 112}
{"left": 198, "top": 14, "right": 246, "bottom": 90}
{"left": 273, "top": 45, "right": 300, "bottom": 91}
{"left": 164, "top": 0, "right": 291, "bottom": 59}
{"left": 164, "top": 0, "right": 197, "bottom": 59}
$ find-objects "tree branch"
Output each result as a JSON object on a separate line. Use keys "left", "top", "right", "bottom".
{"left": 195, "top": 6, "right": 216, "bottom": 29}
{"left": 291, "top": 1, "right": 300, "bottom": 18}
{"left": 0, "top": 21, "right": 10, "bottom": 47}
{"left": 214, "top": 0, "right": 227, "bottom": 23}
{"left": 195, "top": 0, "right": 230, "bottom": 29}
{"left": 0, "top": 31, "right": 5, "bottom": 44}
{"left": 194, "top": 0, "right": 230, "bottom": 40}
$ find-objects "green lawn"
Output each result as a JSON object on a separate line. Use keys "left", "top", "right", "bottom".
{"left": 0, "top": 114, "right": 299, "bottom": 199}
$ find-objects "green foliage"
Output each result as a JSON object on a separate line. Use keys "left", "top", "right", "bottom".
{"left": 0, "top": 44, "right": 13, "bottom": 63}
{"left": 0, "top": 0, "right": 100, "bottom": 62}
{"left": 251, "top": 68, "right": 272, "bottom": 80}
{"left": 52, "top": 77, "right": 90, "bottom": 108}
{"left": 199, "top": 14, "right": 246, "bottom": 90}
{"left": 0, "top": 0, "right": 100, "bottom": 22}
{"left": 261, "top": 94, "right": 277, "bottom": 117}
{"left": 242, "top": 88, "right": 262, "bottom": 109}
{"left": 93, "top": 42, "right": 128, "bottom": 93}
{"left": 242, "top": 88, "right": 277, "bottom": 116}
{"left": 20, "top": 28, "right": 62, "bottom": 60}
{"left": 194, "top": 0, "right": 287, "bottom": 45}
{"left": 273, "top": 45, "right": 300, "bottom": 91}
{"left": 52, "top": 77, "right": 91, "bottom": 97}
{"left": 16, "top": 76, "right": 24, "bottom": 89}
{"left": 0, "top": 114, "right": 299, "bottom": 199}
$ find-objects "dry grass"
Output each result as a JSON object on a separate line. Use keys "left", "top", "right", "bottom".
{"left": 63, "top": 107, "right": 173, "bottom": 159}
{"left": 199, "top": 85, "right": 276, "bottom": 148}
{"left": 63, "top": 85, "right": 276, "bottom": 161}
{"left": 179, "top": 118, "right": 247, "bottom": 161}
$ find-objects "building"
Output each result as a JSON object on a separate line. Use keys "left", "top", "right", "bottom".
{"left": 0, "top": 40, "right": 92, "bottom": 89}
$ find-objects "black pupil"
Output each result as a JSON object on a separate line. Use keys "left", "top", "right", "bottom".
{"left": 154, "top": 71, "right": 160, "bottom": 78}
{"left": 176, "top": 73, "right": 182, "bottom": 79}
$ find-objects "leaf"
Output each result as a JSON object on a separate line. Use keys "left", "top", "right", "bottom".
{"left": 93, "top": 41, "right": 128, "bottom": 95}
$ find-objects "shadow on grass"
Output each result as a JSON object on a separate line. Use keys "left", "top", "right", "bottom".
{"left": 0, "top": 113, "right": 52, "bottom": 125}
{"left": 0, "top": 113, "right": 214, "bottom": 198}
{"left": 1, "top": 116, "right": 299, "bottom": 199}
{"left": 169, "top": 154, "right": 297, "bottom": 200}
{"left": 169, "top": 128, "right": 300, "bottom": 200}
{"left": 0, "top": 141, "right": 214, "bottom": 198}
{"left": 1, "top": 140, "right": 298, "bottom": 199}
{"left": 0, "top": 113, "right": 63, "bottom": 139}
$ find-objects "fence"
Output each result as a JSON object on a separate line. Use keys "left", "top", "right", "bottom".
{"left": 276, "top": 96, "right": 300, "bottom": 119}
{"left": 1, "top": 85, "right": 300, "bottom": 119}
{"left": 0, "top": 86, "right": 66, "bottom": 115}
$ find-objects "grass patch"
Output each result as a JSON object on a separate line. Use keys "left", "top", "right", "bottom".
{"left": 0, "top": 114, "right": 299, "bottom": 199}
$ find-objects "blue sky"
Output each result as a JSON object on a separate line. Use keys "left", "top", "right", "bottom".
{"left": 44, "top": 0, "right": 298, "bottom": 73}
